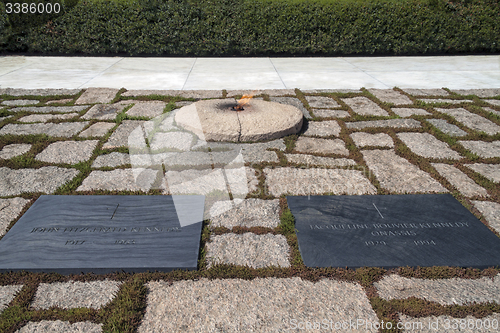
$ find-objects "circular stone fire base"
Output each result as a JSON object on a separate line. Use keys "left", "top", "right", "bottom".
{"left": 174, "top": 99, "right": 303, "bottom": 142}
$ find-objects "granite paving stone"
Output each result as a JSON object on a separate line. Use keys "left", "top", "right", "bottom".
{"left": 459, "top": 140, "right": 500, "bottom": 158}
{"left": 82, "top": 104, "right": 126, "bottom": 120}
{"left": 435, "top": 108, "right": 500, "bottom": 135}
{"left": 0, "top": 167, "right": 79, "bottom": 196}
{"left": 427, "top": 119, "right": 468, "bottom": 137}
{"left": 241, "top": 149, "right": 278, "bottom": 163}
{"left": 484, "top": 107, "right": 500, "bottom": 117}
{"left": 226, "top": 89, "right": 295, "bottom": 97}
{"left": 419, "top": 98, "right": 473, "bottom": 104}
{"left": 0, "top": 143, "right": 32, "bottom": 159}
{"left": 397, "top": 132, "right": 462, "bottom": 160}
{"left": 484, "top": 99, "right": 500, "bottom": 106}
{"left": 17, "top": 113, "right": 79, "bottom": 123}
{"left": 0, "top": 122, "right": 89, "bottom": 137}
{"left": 302, "top": 120, "right": 341, "bottom": 137}
{"left": 139, "top": 278, "right": 378, "bottom": 333}
{"left": 350, "top": 132, "right": 394, "bottom": 148}
{"left": 451, "top": 89, "right": 500, "bottom": 98}
{"left": 0, "top": 197, "right": 31, "bottom": 236}
{"left": 164, "top": 168, "right": 227, "bottom": 195}
{"left": 149, "top": 131, "right": 194, "bottom": 151}
{"left": 269, "top": 96, "right": 311, "bottom": 119}
{"left": 46, "top": 98, "right": 73, "bottom": 104}
{"left": 375, "top": 274, "right": 500, "bottom": 306}
{"left": 77, "top": 168, "right": 158, "bottom": 192}
{"left": 391, "top": 108, "right": 431, "bottom": 117}
{"left": 285, "top": 154, "right": 356, "bottom": 167}
{"left": 123, "top": 90, "right": 222, "bottom": 99}
{"left": 465, "top": 163, "right": 500, "bottom": 183}
{"left": 401, "top": 88, "right": 450, "bottom": 96}
{"left": 302, "top": 89, "right": 361, "bottom": 93}
{"left": 304, "top": 96, "right": 340, "bottom": 108}
{"left": 206, "top": 233, "right": 290, "bottom": 268}
{"left": 35, "top": 140, "right": 99, "bottom": 164}
{"left": 102, "top": 120, "right": 145, "bottom": 149}
{"left": 264, "top": 167, "right": 377, "bottom": 196}
{"left": 239, "top": 139, "right": 286, "bottom": 152}
{"left": 294, "top": 137, "right": 349, "bottom": 156}
{"left": 431, "top": 163, "right": 488, "bottom": 197}
{"left": 472, "top": 200, "right": 500, "bottom": 233}
{"left": 75, "top": 88, "right": 119, "bottom": 105}
{"left": 0, "top": 116, "right": 13, "bottom": 122}
{"left": 341, "top": 96, "right": 389, "bottom": 116}
{"left": 1, "top": 99, "right": 39, "bottom": 106}
{"left": 209, "top": 199, "right": 280, "bottom": 228}
{"left": 345, "top": 119, "right": 421, "bottom": 130}
{"left": 368, "top": 89, "right": 413, "bottom": 105}
{"left": 0, "top": 88, "right": 80, "bottom": 96}
{"left": 9, "top": 106, "right": 87, "bottom": 113}
{"left": 362, "top": 150, "right": 447, "bottom": 193}
{"left": 225, "top": 167, "right": 259, "bottom": 196}
{"left": 126, "top": 101, "right": 166, "bottom": 118}
{"left": 16, "top": 320, "right": 102, "bottom": 333}
{"left": 78, "top": 122, "right": 115, "bottom": 138}
{"left": 92, "top": 152, "right": 130, "bottom": 168}
{"left": 0, "top": 285, "right": 23, "bottom": 312}
{"left": 399, "top": 313, "right": 500, "bottom": 333}
{"left": 32, "top": 280, "right": 122, "bottom": 310}
{"left": 174, "top": 101, "right": 194, "bottom": 108}
{"left": 312, "top": 109, "right": 350, "bottom": 118}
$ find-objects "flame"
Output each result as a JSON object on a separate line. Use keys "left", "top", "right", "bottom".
{"left": 236, "top": 91, "right": 256, "bottom": 109}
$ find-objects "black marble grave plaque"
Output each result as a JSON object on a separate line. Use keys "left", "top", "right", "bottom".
{"left": 0, "top": 195, "right": 204, "bottom": 274}
{"left": 287, "top": 194, "right": 500, "bottom": 269}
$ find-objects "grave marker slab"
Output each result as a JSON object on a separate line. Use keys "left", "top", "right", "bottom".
{"left": 0, "top": 195, "right": 204, "bottom": 274}
{"left": 287, "top": 194, "right": 500, "bottom": 269}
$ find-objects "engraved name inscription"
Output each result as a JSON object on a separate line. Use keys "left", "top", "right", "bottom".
{"left": 31, "top": 226, "right": 181, "bottom": 233}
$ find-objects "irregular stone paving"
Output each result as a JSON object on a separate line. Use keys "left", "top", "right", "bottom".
{"left": 149, "top": 131, "right": 194, "bottom": 151}
{"left": 304, "top": 95, "right": 340, "bottom": 108}
{"left": 0, "top": 167, "right": 79, "bottom": 196}
{"left": 241, "top": 149, "right": 278, "bottom": 163}
{"left": 35, "top": 140, "right": 99, "bottom": 164}
{"left": 126, "top": 101, "right": 165, "bottom": 118}
{"left": 484, "top": 99, "right": 500, "bottom": 106}
{"left": 32, "top": 280, "right": 122, "bottom": 310}
{"left": 0, "top": 122, "right": 89, "bottom": 137}
{"left": 123, "top": 89, "right": 222, "bottom": 99}
{"left": 484, "top": 107, "right": 500, "bottom": 116}
{"left": 435, "top": 108, "right": 500, "bottom": 135}
{"left": 77, "top": 168, "right": 159, "bottom": 192}
{"left": 419, "top": 98, "right": 473, "bottom": 104}
{"left": 82, "top": 104, "right": 126, "bottom": 120}
{"left": 269, "top": 96, "right": 311, "bottom": 119}
{"left": 312, "top": 109, "right": 350, "bottom": 118}
{"left": 427, "top": 119, "right": 468, "bottom": 137}
{"left": 47, "top": 98, "right": 73, "bottom": 104}
{"left": 368, "top": 89, "right": 413, "bottom": 105}
{"left": 431, "top": 163, "right": 488, "bottom": 197}
{"left": 9, "top": 106, "right": 87, "bottom": 113}
{"left": 0, "top": 197, "right": 30, "bottom": 236}
{"left": 1, "top": 99, "right": 39, "bottom": 106}
{"left": 303, "top": 89, "right": 361, "bottom": 93}
{"left": 350, "top": 132, "right": 394, "bottom": 148}
{"left": 294, "top": 137, "right": 349, "bottom": 155}
{"left": 466, "top": 163, "right": 500, "bottom": 183}
{"left": 209, "top": 199, "right": 280, "bottom": 228}
{"left": 399, "top": 313, "right": 500, "bottom": 333}
{"left": 226, "top": 89, "right": 294, "bottom": 97}
{"left": 0, "top": 143, "right": 31, "bottom": 159}
{"left": 362, "top": 150, "right": 447, "bottom": 193}
{"left": 401, "top": 88, "right": 450, "bottom": 96}
{"left": 472, "top": 201, "right": 500, "bottom": 233}
{"left": 459, "top": 140, "right": 500, "bottom": 158}
{"left": 17, "top": 113, "right": 79, "bottom": 123}
{"left": 174, "top": 101, "right": 193, "bottom": 107}
{"left": 345, "top": 119, "right": 421, "bottom": 130}
{"left": 75, "top": 87, "right": 119, "bottom": 105}
{"left": 16, "top": 320, "right": 102, "bottom": 333}
{"left": 206, "top": 233, "right": 290, "bottom": 268}
{"left": 375, "top": 274, "right": 500, "bottom": 306}
{"left": 302, "top": 120, "right": 341, "bottom": 137}
{"left": 0, "top": 88, "right": 80, "bottom": 96}
{"left": 102, "top": 120, "right": 145, "bottom": 149}
{"left": 0, "top": 285, "right": 23, "bottom": 312}
{"left": 264, "top": 167, "right": 377, "bottom": 196}
{"left": 285, "top": 154, "right": 356, "bottom": 167}
{"left": 397, "top": 132, "right": 462, "bottom": 160}
{"left": 391, "top": 107, "right": 431, "bottom": 117}
{"left": 341, "top": 96, "right": 389, "bottom": 116}
{"left": 452, "top": 89, "right": 500, "bottom": 98}
{"left": 78, "top": 122, "right": 115, "bottom": 138}
{"left": 92, "top": 152, "right": 130, "bottom": 168}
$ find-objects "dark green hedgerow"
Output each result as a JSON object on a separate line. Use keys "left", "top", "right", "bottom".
{"left": 1, "top": 0, "right": 499, "bottom": 55}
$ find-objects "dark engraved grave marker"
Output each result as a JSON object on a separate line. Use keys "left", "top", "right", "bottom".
{"left": 0, "top": 195, "right": 204, "bottom": 274}
{"left": 287, "top": 194, "right": 500, "bottom": 269}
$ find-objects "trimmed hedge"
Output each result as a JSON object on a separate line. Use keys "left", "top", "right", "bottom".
{"left": 1, "top": 0, "right": 499, "bottom": 55}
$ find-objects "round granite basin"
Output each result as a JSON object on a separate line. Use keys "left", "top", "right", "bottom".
{"left": 174, "top": 99, "right": 303, "bottom": 142}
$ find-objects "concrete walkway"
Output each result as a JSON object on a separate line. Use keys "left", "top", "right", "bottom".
{"left": 0, "top": 55, "right": 499, "bottom": 90}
